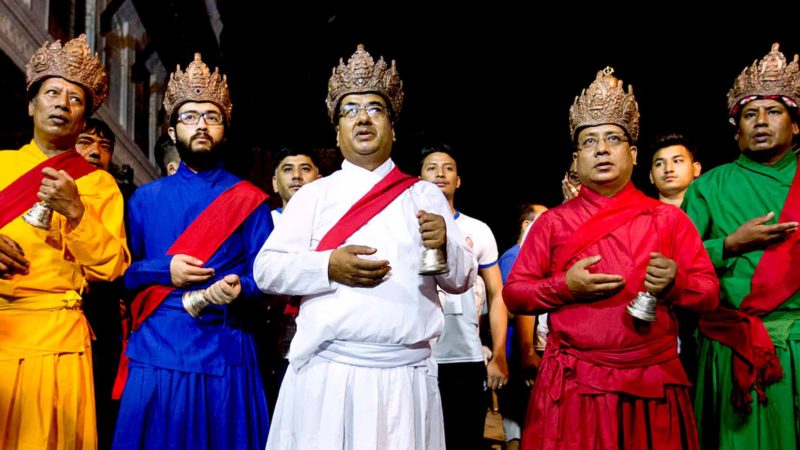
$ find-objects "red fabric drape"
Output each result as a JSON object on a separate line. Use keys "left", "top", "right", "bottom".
{"left": 112, "top": 181, "right": 267, "bottom": 399}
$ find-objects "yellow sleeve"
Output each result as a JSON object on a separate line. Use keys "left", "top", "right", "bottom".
{"left": 62, "top": 170, "right": 131, "bottom": 282}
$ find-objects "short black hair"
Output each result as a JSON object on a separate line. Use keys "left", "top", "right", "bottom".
{"left": 649, "top": 133, "right": 698, "bottom": 163}
{"left": 154, "top": 132, "right": 179, "bottom": 176}
{"left": 517, "top": 203, "right": 540, "bottom": 229}
{"left": 274, "top": 147, "right": 320, "bottom": 173}
{"left": 81, "top": 118, "right": 116, "bottom": 150}
{"left": 419, "top": 143, "right": 460, "bottom": 168}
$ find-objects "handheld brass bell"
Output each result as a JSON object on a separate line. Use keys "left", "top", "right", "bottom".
{"left": 22, "top": 202, "right": 53, "bottom": 230}
{"left": 182, "top": 289, "right": 209, "bottom": 318}
{"left": 410, "top": 193, "right": 449, "bottom": 276}
{"left": 626, "top": 291, "right": 657, "bottom": 322}
{"left": 419, "top": 247, "right": 449, "bottom": 275}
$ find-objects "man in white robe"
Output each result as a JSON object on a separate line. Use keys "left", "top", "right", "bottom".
{"left": 254, "top": 45, "right": 476, "bottom": 450}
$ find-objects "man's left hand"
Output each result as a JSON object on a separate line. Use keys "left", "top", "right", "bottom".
{"left": 205, "top": 274, "right": 242, "bottom": 305}
{"left": 38, "top": 167, "right": 84, "bottom": 228}
{"left": 487, "top": 355, "right": 509, "bottom": 390}
{"left": 520, "top": 351, "right": 540, "bottom": 388}
{"left": 417, "top": 210, "right": 446, "bottom": 250}
{"left": 644, "top": 252, "right": 676, "bottom": 296}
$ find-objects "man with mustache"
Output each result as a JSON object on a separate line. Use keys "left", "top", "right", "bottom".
{"left": 255, "top": 45, "right": 476, "bottom": 450}
{"left": 75, "top": 118, "right": 136, "bottom": 201}
{"left": 649, "top": 133, "right": 702, "bottom": 207}
{"left": 74, "top": 116, "right": 134, "bottom": 447}
{"left": 504, "top": 67, "right": 719, "bottom": 449}
{"left": 112, "top": 54, "right": 272, "bottom": 449}
{"left": 683, "top": 43, "right": 800, "bottom": 450}
{"left": 0, "top": 35, "right": 130, "bottom": 449}
{"left": 76, "top": 118, "right": 115, "bottom": 171}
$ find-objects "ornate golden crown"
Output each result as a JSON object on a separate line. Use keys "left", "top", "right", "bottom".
{"left": 25, "top": 34, "right": 108, "bottom": 114}
{"left": 326, "top": 44, "right": 404, "bottom": 122}
{"left": 569, "top": 67, "right": 639, "bottom": 143}
{"left": 727, "top": 43, "right": 800, "bottom": 116}
{"left": 163, "top": 53, "right": 232, "bottom": 122}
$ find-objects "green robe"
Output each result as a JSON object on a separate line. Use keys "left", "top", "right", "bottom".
{"left": 683, "top": 150, "right": 800, "bottom": 450}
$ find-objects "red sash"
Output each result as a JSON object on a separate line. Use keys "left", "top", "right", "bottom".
{"left": 316, "top": 166, "right": 420, "bottom": 252}
{"left": 112, "top": 180, "right": 267, "bottom": 399}
{"left": 699, "top": 155, "right": 800, "bottom": 415}
{"left": 0, "top": 149, "right": 96, "bottom": 229}
{"left": 545, "top": 333, "right": 678, "bottom": 402}
{"left": 280, "top": 167, "right": 419, "bottom": 318}
{"left": 552, "top": 185, "right": 663, "bottom": 274}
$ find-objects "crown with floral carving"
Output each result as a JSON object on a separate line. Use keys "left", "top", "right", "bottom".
{"left": 326, "top": 44, "right": 404, "bottom": 122}
{"left": 569, "top": 67, "right": 640, "bottom": 143}
{"left": 25, "top": 34, "right": 108, "bottom": 114}
{"left": 163, "top": 53, "right": 232, "bottom": 121}
{"left": 727, "top": 43, "right": 800, "bottom": 117}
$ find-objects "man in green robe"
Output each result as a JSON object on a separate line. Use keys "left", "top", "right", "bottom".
{"left": 683, "top": 43, "right": 800, "bottom": 450}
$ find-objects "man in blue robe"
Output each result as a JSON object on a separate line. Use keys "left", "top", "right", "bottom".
{"left": 112, "top": 54, "right": 272, "bottom": 450}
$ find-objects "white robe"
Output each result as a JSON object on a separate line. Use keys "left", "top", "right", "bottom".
{"left": 254, "top": 158, "right": 476, "bottom": 450}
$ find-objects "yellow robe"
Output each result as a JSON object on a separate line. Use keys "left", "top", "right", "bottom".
{"left": 0, "top": 140, "right": 130, "bottom": 449}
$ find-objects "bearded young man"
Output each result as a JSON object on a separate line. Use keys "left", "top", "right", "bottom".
{"left": 112, "top": 54, "right": 272, "bottom": 450}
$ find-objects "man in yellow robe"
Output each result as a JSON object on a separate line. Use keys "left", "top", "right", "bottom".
{"left": 0, "top": 35, "right": 130, "bottom": 449}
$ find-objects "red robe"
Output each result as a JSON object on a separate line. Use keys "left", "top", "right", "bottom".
{"left": 504, "top": 183, "right": 719, "bottom": 450}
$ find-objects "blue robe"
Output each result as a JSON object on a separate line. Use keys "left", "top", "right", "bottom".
{"left": 113, "top": 162, "right": 272, "bottom": 450}
{"left": 498, "top": 243, "right": 520, "bottom": 284}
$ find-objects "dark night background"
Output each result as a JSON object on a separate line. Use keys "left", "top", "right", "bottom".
{"left": 8, "top": 6, "right": 800, "bottom": 251}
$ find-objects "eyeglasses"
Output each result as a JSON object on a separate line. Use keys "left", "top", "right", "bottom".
{"left": 578, "top": 133, "right": 629, "bottom": 150}
{"left": 339, "top": 103, "right": 387, "bottom": 119}
{"left": 177, "top": 111, "right": 224, "bottom": 126}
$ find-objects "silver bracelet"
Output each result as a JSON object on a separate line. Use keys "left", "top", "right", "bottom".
{"left": 182, "top": 289, "right": 209, "bottom": 318}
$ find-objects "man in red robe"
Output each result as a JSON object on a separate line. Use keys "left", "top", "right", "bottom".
{"left": 503, "top": 67, "right": 719, "bottom": 450}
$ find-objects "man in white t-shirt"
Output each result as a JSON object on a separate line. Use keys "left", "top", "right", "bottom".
{"left": 420, "top": 143, "right": 509, "bottom": 449}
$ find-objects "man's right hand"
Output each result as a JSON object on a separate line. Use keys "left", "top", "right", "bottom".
{"left": 328, "top": 245, "right": 390, "bottom": 287}
{"left": 565, "top": 255, "right": 626, "bottom": 299}
{"left": 170, "top": 254, "right": 214, "bottom": 287}
{"left": 0, "top": 234, "right": 29, "bottom": 279}
{"left": 724, "top": 211, "right": 798, "bottom": 257}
